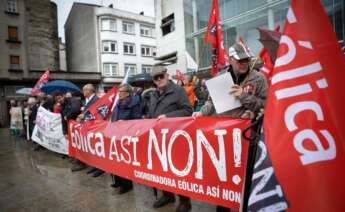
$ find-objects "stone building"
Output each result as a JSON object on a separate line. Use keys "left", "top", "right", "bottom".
{"left": 0, "top": 0, "right": 101, "bottom": 127}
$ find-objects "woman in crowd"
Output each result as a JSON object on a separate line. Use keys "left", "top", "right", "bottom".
{"left": 110, "top": 84, "right": 142, "bottom": 194}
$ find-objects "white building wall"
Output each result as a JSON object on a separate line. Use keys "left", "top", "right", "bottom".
{"left": 155, "top": 0, "right": 187, "bottom": 76}
{"left": 99, "top": 21, "right": 156, "bottom": 76}
{"left": 95, "top": 7, "right": 156, "bottom": 86}
{"left": 59, "top": 41, "right": 67, "bottom": 71}
{"left": 65, "top": 3, "right": 156, "bottom": 88}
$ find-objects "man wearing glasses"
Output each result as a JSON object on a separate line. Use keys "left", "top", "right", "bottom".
{"left": 145, "top": 66, "right": 193, "bottom": 212}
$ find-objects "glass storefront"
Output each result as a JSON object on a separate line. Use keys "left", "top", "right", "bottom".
{"left": 184, "top": 0, "right": 345, "bottom": 70}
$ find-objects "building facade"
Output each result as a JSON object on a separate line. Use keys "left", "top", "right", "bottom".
{"left": 155, "top": 0, "right": 344, "bottom": 75}
{"left": 0, "top": 0, "right": 60, "bottom": 127}
{"left": 65, "top": 3, "right": 156, "bottom": 90}
{"left": 0, "top": 0, "right": 102, "bottom": 127}
{"left": 59, "top": 38, "right": 67, "bottom": 71}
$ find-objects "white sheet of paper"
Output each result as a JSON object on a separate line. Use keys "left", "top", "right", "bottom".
{"left": 205, "top": 72, "right": 242, "bottom": 114}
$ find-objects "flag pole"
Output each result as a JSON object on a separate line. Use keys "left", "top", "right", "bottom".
{"left": 240, "top": 115, "right": 263, "bottom": 212}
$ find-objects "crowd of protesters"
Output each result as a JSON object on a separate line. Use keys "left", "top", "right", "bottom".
{"left": 8, "top": 42, "right": 268, "bottom": 212}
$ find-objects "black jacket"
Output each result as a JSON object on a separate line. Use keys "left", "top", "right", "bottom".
{"left": 61, "top": 97, "right": 81, "bottom": 134}
{"left": 145, "top": 81, "right": 193, "bottom": 118}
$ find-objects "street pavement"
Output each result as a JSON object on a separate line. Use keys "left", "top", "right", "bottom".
{"left": 0, "top": 128, "right": 214, "bottom": 212}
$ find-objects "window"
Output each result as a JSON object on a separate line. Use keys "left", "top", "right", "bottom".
{"left": 101, "top": 18, "right": 116, "bottom": 31}
{"left": 123, "top": 43, "right": 136, "bottom": 55}
{"left": 9, "top": 55, "right": 20, "bottom": 69}
{"left": 102, "top": 41, "right": 117, "bottom": 53}
{"left": 6, "top": 0, "right": 17, "bottom": 13}
{"left": 103, "top": 63, "right": 118, "bottom": 77}
{"left": 8, "top": 26, "right": 18, "bottom": 41}
{"left": 124, "top": 64, "right": 137, "bottom": 76}
{"left": 142, "top": 65, "right": 153, "bottom": 73}
{"left": 122, "top": 21, "right": 135, "bottom": 34}
{"left": 141, "top": 45, "right": 156, "bottom": 57}
{"left": 161, "top": 13, "right": 175, "bottom": 36}
{"left": 140, "top": 25, "right": 153, "bottom": 37}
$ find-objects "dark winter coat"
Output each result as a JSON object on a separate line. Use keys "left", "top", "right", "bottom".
{"left": 145, "top": 81, "right": 193, "bottom": 118}
{"left": 111, "top": 95, "right": 142, "bottom": 122}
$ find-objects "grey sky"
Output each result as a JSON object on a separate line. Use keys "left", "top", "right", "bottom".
{"left": 52, "top": 0, "right": 155, "bottom": 43}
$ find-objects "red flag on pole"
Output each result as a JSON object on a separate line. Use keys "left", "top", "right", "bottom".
{"left": 84, "top": 86, "right": 118, "bottom": 121}
{"left": 204, "top": 0, "right": 226, "bottom": 76}
{"left": 31, "top": 66, "right": 50, "bottom": 96}
{"left": 264, "top": 0, "right": 345, "bottom": 211}
{"left": 238, "top": 37, "right": 254, "bottom": 57}
{"left": 259, "top": 48, "right": 275, "bottom": 82}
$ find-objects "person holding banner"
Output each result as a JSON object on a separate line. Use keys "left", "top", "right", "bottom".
{"left": 110, "top": 84, "right": 142, "bottom": 194}
{"left": 193, "top": 42, "right": 268, "bottom": 212}
{"left": 71, "top": 84, "right": 99, "bottom": 172}
{"left": 27, "top": 97, "right": 41, "bottom": 150}
{"left": 60, "top": 92, "right": 81, "bottom": 136}
{"left": 145, "top": 66, "right": 193, "bottom": 212}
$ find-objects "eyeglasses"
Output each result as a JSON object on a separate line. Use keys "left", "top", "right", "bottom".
{"left": 119, "top": 90, "right": 128, "bottom": 93}
{"left": 153, "top": 74, "right": 165, "bottom": 81}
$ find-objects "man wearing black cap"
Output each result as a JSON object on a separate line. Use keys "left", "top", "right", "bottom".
{"left": 145, "top": 66, "right": 193, "bottom": 212}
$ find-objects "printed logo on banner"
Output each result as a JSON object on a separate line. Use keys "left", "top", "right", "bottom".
{"left": 97, "top": 104, "right": 109, "bottom": 119}
{"left": 84, "top": 111, "right": 95, "bottom": 121}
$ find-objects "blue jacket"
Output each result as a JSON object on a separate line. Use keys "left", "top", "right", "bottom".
{"left": 111, "top": 95, "right": 142, "bottom": 122}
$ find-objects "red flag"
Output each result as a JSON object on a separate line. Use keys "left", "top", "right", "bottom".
{"left": 31, "top": 67, "right": 50, "bottom": 96}
{"left": 175, "top": 69, "right": 184, "bottom": 81}
{"left": 341, "top": 36, "right": 345, "bottom": 55}
{"left": 204, "top": 0, "right": 226, "bottom": 76}
{"left": 264, "top": 0, "right": 345, "bottom": 211}
{"left": 84, "top": 86, "right": 118, "bottom": 121}
{"left": 259, "top": 48, "right": 274, "bottom": 81}
{"left": 238, "top": 37, "right": 253, "bottom": 57}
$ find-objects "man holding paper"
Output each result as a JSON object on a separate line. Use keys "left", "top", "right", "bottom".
{"left": 194, "top": 42, "right": 268, "bottom": 119}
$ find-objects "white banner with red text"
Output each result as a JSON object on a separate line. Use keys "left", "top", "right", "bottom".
{"left": 32, "top": 106, "right": 68, "bottom": 155}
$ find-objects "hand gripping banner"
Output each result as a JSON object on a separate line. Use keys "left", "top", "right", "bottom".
{"left": 69, "top": 117, "right": 250, "bottom": 209}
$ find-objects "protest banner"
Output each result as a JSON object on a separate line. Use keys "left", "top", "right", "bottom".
{"left": 32, "top": 106, "right": 68, "bottom": 155}
{"left": 69, "top": 117, "right": 250, "bottom": 209}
